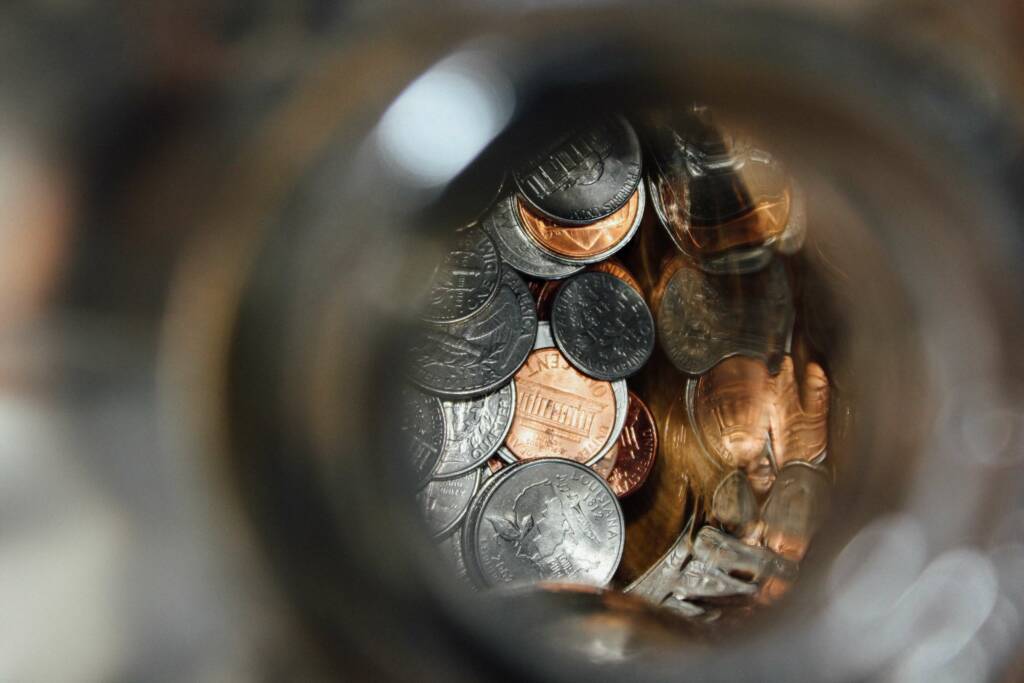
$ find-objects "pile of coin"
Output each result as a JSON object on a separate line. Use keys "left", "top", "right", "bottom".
{"left": 399, "top": 107, "right": 834, "bottom": 619}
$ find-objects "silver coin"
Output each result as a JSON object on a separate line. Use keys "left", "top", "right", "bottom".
{"left": 436, "top": 530, "right": 473, "bottom": 586}
{"left": 408, "top": 268, "right": 538, "bottom": 398}
{"left": 656, "top": 258, "right": 793, "bottom": 375}
{"left": 497, "top": 322, "right": 627, "bottom": 466}
{"left": 529, "top": 182, "right": 646, "bottom": 267}
{"left": 420, "top": 226, "right": 501, "bottom": 324}
{"left": 550, "top": 271, "right": 655, "bottom": 381}
{"left": 398, "top": 386, "right": 446, "bottom": 488}
{"left": 466, "top": 459, "right": 624, "bottom": 588}
{"left": 481, "top": 194, "right": 583, "bottom": 280}
{"left": 417, "top": 467, "right": 481, "bottom": 538}
{"left": 515, "top": 115, "right": 642, "bottom": 224}
{"left": 433, "top": 381, "right": 516, "bottom": 478}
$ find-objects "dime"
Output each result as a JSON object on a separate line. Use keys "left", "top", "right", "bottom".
{"left": 656, "top": 257, "right": 793, "bottom": 375}
{"left": 420, "top": 225, "right": 501, "bottom": 323}
{"left": 502, "top": 347, "right": 617, "bottom": 464}
{"left": 481, "top": 195, "right": 583, "bottom": 280}
{"left": 551, "top": 271, "right": 655, "bottom": 381}
{"left": 534, "top": 259, "right": 641, "bottom": 320}
{"left": 408, "top": 268, "right": 538, "bottom": 398}
{"left": 515, "top": 115, "right": 642, "bottom": 224}
{"left": 417, "top": 467, "right": 481, "bottom": 537}
{"left": 465, "top": 459, "right": 625, "bottom": 588}
{"left": 516, "top": 183, "right": 644, "bottom": 264}
{"left": 433, "top": 381, "right": 516, "bottom": 478}
{"left": 605, "top": 392, "right": 658, "bottom": 497}
{"left": 398, "top": 386, "right": 446, "bottom": 488}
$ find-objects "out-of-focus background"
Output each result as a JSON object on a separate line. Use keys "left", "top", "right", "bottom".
{"left": 1, "top": 2, "right": 1024, "bottom": 681}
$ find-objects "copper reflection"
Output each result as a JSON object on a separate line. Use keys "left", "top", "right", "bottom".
{"left": 606, "top": 392, "right": 658, "bottom": 497}
{"left": 517, "top": 188, "right": 640, "bottom": 259}
{"left": 504, "top": 347, "right": 617, "bottom": 464}
{"left": 693, "top": 355, "right": 829, "bottom": 496}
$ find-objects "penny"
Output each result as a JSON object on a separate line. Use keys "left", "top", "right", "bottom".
{"left": 534, "top": 259, "right": 641, "bottom": 320}
{"left": 656, "top": 257, "right": 793, "bottom": 375}
{"left": 481, "top": 194, "right": 583, "bottom": 280}
{"left": 417, "top": 467, "right": 481, "bottom": 538}
{"left": 515, "top": 115, "right": 642, "bottom": 224}
{"left": 465, "top": 459, "right": 625, "bottom": 588}
{"left": 420, "top": 225, "right": 501, "bottom": 323}
{"left": 501, "top": 347, "right": 617, "bottom": 464}
{"left": 605, "top": 392, "right": 658, "bottom": 497}
{"left": 408, "top": 267, "right": 538, "bottom": 398}
{"left": 497, "top": 322, "right": 627, "bottom": 466}
{"left": 517, "top": 183, "right": 644, "bottom": 264}
{"left": 551, "top": 271, "right": 655, "bottom": 381}
{"left": 398, "top": 386, "right": 446, "bottom": 488}
{"left": 433, "top": 381, "right": 516, "bottom": 478}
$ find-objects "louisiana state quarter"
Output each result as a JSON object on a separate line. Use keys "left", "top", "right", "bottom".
{"left": 467, "top": 459, "right": 624, "bottom": 587}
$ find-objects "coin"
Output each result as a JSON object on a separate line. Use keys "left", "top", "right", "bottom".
{"left": 421, "top": 226, "right": 501, "bottom": 323}
{"left": 481, "top": 194, "right": 583, "bottom": 280}
{"left": 501, "top": 347, "right": 617, "bottom": 464}
{"left": 534, "top": 259, "right": 641, "bottom": 320}
{"left": 605, "top": 392, "right": 658, "bottom": 497}
{"left": 398, "top": 386, "right": 446, "bottom": 488}
{"left": 417, "top": 467, "right": 481, "bottom": 537}
{"left": 551, "top": 271, "right": 655, "bottom": 381}
{"left": 515, "top": 115, "right": 642, "bottom": 224}
{"left": 408, "top": 267, "right": 538, "bottom": 398}
{"left": 433, "top": 381, "right": 517, "bottom": 478}
{"left": 437, "top": 531, "right": 473, "bottom": 586}
{"left": 656, "top": 257, "right": 793, "bottom": 375}
{"left": 498, "top": 322, "right": 627, "bottom": 465}
{"left": 516, "top": 183, "right": 644, "bottom": 264}
{"left": 465, "top": 459, "right": 625, "bottom": 588}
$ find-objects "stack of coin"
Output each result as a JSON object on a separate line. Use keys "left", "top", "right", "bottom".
{"left": 395, "top": 107, "right": 834, "bottom": 615}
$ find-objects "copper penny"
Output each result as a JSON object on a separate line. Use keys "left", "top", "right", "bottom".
{"left": 503, "top": 347, "right": 617, "bottom": 464}
{"left": 606, "top": 392, "right": 658, "bottom": 497}
{"left": 592, "top": 443, "right": 619, "bottom": 479}
{"left": 534, "top": 259, "right": 641, "bottom": 320}
{"left": 517, "top": 187, "right": 641, "bottom": 259}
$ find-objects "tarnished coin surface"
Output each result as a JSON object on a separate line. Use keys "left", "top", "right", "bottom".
{"left": 515, "top": 115, "right": 642, "bottom": 224}
{"left": 421, "top": 226, "right": 501, "bottom": 323}
{"left": 399, "top": 386, "right": 446, "bottom": 487}
{"left": 481, "top": 195, "right": 583, "bottom": 280}
{"left": 417, "top": 467, "right": 481, "bottom": 538}
{"left": 551, "top": 272, "right": 655, "bottom": 381}
{"left": 502, "top": 348, "right": 616, "bottom": 464}
{"left": 467, "top": 459, "right": 625, "bottom": 588}
{"left": 409, "top": 268, "right": 538, "bottom": 398}
{"left": 433, "top": 381, "right": 517, "bottom": 478}
{"left": 656, "top": 257, "right": 793, "bottom": 375}
{"left": 606, "top": 392, "right": 658, "bottom": 497}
